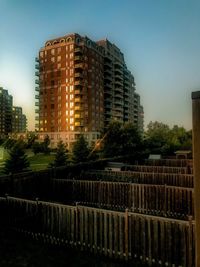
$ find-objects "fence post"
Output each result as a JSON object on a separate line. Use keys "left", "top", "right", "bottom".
{"left": 188, "top": 216, "right": 193, "bottom": 267}
{"left": 192, "top": 91, "right": 200, "bottom": 267}
{"left": 124, "top": 208, "right": 129, "bottom": 260}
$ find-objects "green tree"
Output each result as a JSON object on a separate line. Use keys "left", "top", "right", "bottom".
{"left": 121, "top": 123, "right": 142, "bottom": 157}
{"left": 26, "top": 132, "right": 37, "bottom": 149}
{"left": 51, "top": 140, "right": 68, "bottom": 167}
{"left": 72, "top": 135, "right": 90, "bottom": 163}
{"left": 42, "top": 134, "right": 50, "bottom": 154}
{"left": 145, "top": 121, "right": 170, "bottom": 154}
{"left": 103, "top": 121, "right": 122, "bottom": 157}
{"left": 3, "top": 138, "right": 17, "bottom": 149}
{"left": 4, "top": 142, "right": 30, "bottom": 174}
{"left": 145, "top": 121, "right": 192, "bottom": 155}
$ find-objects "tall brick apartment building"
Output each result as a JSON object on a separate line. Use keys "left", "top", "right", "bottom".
{"left": 35, "top": 33, "right": 143, "bottom": 149}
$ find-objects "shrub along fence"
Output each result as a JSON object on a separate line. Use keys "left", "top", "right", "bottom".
{"left": 0, "top": 196, "right": 195, "bottom": 267}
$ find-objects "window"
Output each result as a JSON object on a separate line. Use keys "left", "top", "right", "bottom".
{"left": 51, "top": 49, "right": 55, "bottom": 55}
{"left": 70, "top": 44, "right": 73, "bottom": 50}
{"left": 57, "top": 56, "right": 61, "bottom": 62}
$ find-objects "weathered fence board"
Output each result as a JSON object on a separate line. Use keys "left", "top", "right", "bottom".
{"left": 82, "top": 171, "right": 194, "bottom": 187}
{"left": 52, "top": 179, "right": 194, "bottom": 219}
{"left": 0, "top": 196, "right": 195, "bottom": 267}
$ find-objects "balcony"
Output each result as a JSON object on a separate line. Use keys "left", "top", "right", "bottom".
{"left": 74, "top": 63, "right": 84, "bottom": 69}
{"left": 75, "top": 97, "right": 82, "bottom": 103}
{"left": 35, "top": 109, "right": 39, "bottom": 113}
{"left": 35, "top": 102, "right": 39, "bottom": 106}
{"left": 35, "top": 63, "right": 40, "bottom": 70}
{"left": 114, "top": 99, "right": 123, "bottom": 106}
{"left": 104, "top": 75, "right": 112, "bottom": 81}
{"left": 35, "top": 79, "right": 40, "bottom": 85}
{"left": 74, "top": 47, "right": 83, "bottom": 53}
{"left": 35, "top": 57, "right": 39, "bottom": 63}
{"left": 104, "top": 61, "right": 112, "bottom": 68}
{"left": 114, "top": 68, "right": 123, "bottom": 75}
{"left": 75, "top": 121, "right": 80, "bottom": 126}
{"left": 35, "top": 71, "right": 39, "bottom": 76}
{"left": 105, "top": 82, "right": 112, "bottom": 88}
{"left": 115, "top": 80, "right": 123, "bottom": 86}
{"left": 74, "top": 56, "right": 82, "bottom": 61}
{"left": 75, "top": 72, "right": 83, "bottom": 78}
{"left": 104, "top": 89, "right": 112, "bottom": 96}
{"left": 115, "top": 87, "right": 123, "bottom": 94}
{"left": 74, "top": 80, "right": 83, "bottom": 86}
{"left": 35, "top": 95, "right": 39, "bottom": 99}
{"left": 104, "top": 69, "right": 113, "bottom": 76}
{"left": 114, "top": 106, "right": 123, "bottom": 112}
{"left": 35, "top": 87, "right": 39, "bottom": 92}
{"left": 115, "top": 74, "right": 123, "bottom": 80}
{"left": 114, "top": 93, "right": 123, "bottom": 99}
{"left": 35, "top": 116, "right": 39, "bottom": 121}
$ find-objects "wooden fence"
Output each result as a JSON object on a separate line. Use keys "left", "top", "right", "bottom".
{"left": 0, "top": 196, "right": 195, "bottom": 267}
{"left": 144, "top": 159, "right": 192, "bottom": 167}
{"left": 83, "top": 171, "right": 194, "bottom": 187}
{"left": 123, "top": 165, "right": 189, "bottom": 174}
{"left": 52, "top": 179, "right": 194, "bottom": 219}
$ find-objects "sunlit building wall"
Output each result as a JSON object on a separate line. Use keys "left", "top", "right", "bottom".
{"left": 35, "top": 33, "right": 143, "bottom": 148}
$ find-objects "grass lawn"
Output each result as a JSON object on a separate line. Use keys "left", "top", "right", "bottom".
{"left": 28, "top": 153, "right": 55, "bottom": 171}
{"left": 0, "top": 153, "right": 55, "bottom": 174}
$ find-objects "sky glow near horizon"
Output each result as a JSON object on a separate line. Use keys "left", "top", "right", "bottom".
{"left": 0, "top": 0, "right": 200, "bottom": 130}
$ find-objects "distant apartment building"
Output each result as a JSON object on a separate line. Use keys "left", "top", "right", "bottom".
{"left": 12, "top": 106, "right": 27, "bottom": 133}
{"left": 0, "top": 87, "right": 13, "bottom": 137}
{"left": 0, "top": 87, "right": 27, "bottom": 137}
{"left": 35, "top": 33, "right": 143, "bottom": 148}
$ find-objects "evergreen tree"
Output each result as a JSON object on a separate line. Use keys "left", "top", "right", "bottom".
{"left": 72, "top": 135, "right": 90, "bottom": 163}
{"left": 42, "top": 134, "right": 50, "bottom": 154}
{"left": 103, "top": 121, "right": 122, "bottom": 157}
{"left": 52, "top": 140, "right": 68, "bottom": 167}
{"left": 4, "top": 142, "right": 30, "bottom": 174}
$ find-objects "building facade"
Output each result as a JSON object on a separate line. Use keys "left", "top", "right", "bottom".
{"left": 12, "top": 106, "right": 27, "bottom": 133}
{"left": 0, "top": 87, "right": 27, "bottom": 137}
{"left": 0, "top": 87, "right": 13, "bottom": 137}
{"left": 35, "top": 33, "right": 143, "bottom": 148}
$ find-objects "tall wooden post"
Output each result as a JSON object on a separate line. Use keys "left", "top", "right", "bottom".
{"left": 192, "top": 91, "right": 200, "bottom": 267}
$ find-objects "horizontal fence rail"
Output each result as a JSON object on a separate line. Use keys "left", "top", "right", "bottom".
{"left": 123, "top": 165, "right": 189, "bottom": 174}
{"left": 0, "top": 196, "right": 195, "bottom": 267}
{"left": 82, "top": 171, "right": 194, "bottom": 188}
{"left": 52, "top": 179, "right": 194, "bottom": 219}
{"left": 144, "top": 159, "right": 193, "bottom": 167}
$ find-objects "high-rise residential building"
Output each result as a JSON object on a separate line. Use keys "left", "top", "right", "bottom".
{"left": 0, "top": 87, "right": 13, "bottom": 137}
{"left": 12, "top": 106, "right": 27, "bottom": 133}
{"left": 96, "top": 39, "right": 137, "bottom": 127}
{"left": 35, "top": 33, "right": 143, "bottom": 148}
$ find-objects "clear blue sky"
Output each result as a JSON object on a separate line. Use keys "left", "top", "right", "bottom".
{"left": 0, "top": 0, "right": 200, "bottom": 130}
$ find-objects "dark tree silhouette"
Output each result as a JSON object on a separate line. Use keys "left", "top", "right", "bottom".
{"left": 72, "top": 135, "right": 90, "bottom": 163}
{"left": 4, "top": 142, "right": 30, "bottom": 174}
{"left": 52, "top": 140, "right": 68, "bottom": 167}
